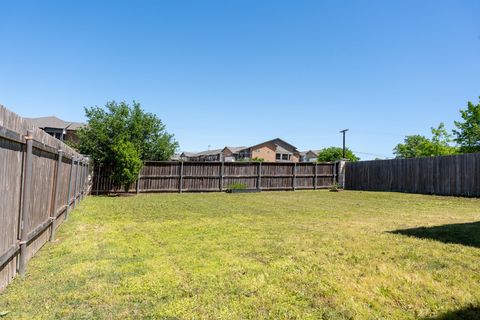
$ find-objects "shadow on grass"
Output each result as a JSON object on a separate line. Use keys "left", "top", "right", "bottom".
{"left": 423, "top": 305, "right": 480, "bottom": 320}
{"left": 389, "top": 221, "right": 480, "bottom": 248}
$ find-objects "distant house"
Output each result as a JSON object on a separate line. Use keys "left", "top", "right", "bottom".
{"left": 180, "top": 149, "right": 224, "bottom": 162}
{"left": 26, "top": 116, "right": 85, "bottom": 143}
{"left": 221, "top": 146, "right": 247, "bottom": 162}
{"left": 181, "top": 138, "right": 301, "bottom": 162}
{"left": 239, "top": 138, "right": 301, "bottom": 162}
{"left": 300, "top": 150, "right": 321, "bottom": 162}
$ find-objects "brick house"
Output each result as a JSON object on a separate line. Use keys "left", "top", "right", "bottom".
{"left": 240, "top": 138, "right": 301, "bottom": 162}
{"left": 180, "top": 138, "right": 301, "bottom": 162}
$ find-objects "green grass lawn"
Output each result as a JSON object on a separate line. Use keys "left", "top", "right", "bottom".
{"left": 1, "top": 191, "right": 480, "bottom": 319}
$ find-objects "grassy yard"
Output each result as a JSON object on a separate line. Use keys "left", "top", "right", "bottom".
{"left": 1, "top": 191, "right": 480, "bottom": 319}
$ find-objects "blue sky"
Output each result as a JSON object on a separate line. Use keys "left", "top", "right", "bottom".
{"left": 1, "top": 1, "right": 479, "bottom": 159}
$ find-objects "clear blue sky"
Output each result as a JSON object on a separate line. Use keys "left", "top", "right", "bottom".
{"left": 1, "top": 1, "right": 479, "bottom": 159}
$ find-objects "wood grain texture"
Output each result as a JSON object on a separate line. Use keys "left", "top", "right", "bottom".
{"left": 0, "top": 105, "right": 90, "bottom": 291}
{"left": 345, "top": 154, "right": 480, "bottom": 197}
{"left": 92, "top": 161, "right": 338, "bottom": 193}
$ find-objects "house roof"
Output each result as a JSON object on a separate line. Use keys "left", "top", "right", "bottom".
{"left": 249, "top": 138, "right": 299, "bottom": 154}
{"left": 26, "top": 116, "right": 85, "bottom": 130}
{"left": 275, "top": 145, "right": 293, "bottom": 154}
{"left": 223, "top": 146, "right": 247, "bottom": 153}
{"left": 196, "top": 149, "right": 223, "bottom": 156}
{"left": 180, "top": 152, "right": 198, "bottom": 157}
{"left": 181, "top": 149, "right": 223, "bottom": 157}
{"left": 182, "top": 139, "right": 299, "bottom": 158}
{"left": 300, "top": 150, "right": 322, "bottom": 156}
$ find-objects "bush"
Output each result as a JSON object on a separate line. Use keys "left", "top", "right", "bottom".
{"left": 111, "top": 140, "right": 143, "bottom": 192}
{"left": 78, "top": 101, "right": 178, "bottom": 192}
{"left": 227, "top": 183, "right": 247, "bottom": 191}
{"left": 317, "top": 147, "right": 359, "bottom": 162}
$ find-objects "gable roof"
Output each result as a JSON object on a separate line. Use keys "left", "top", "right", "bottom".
{"left": 222, "top": 146, "right": 247, "bottom": 153}
{"left": 300, "top": 150, "right": 322, "bottom": 156}
{"left": 249, "top": 138, "right": 299, "bottom": 154}
{"left": 181, "top": 149, "right": 223, "bottom": 158}
{"left": 26, "top": 116, "right": 85, "bottom": 130}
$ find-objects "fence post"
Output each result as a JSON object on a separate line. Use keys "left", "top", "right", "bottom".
{"left": 136, "top": 171, "right": 141, "bottom": 195}
{"left": 257, "top": 162, "right": 262, "bottom": 190}
{"left": 292, "top": 162, "right": 297, "bottom": 191}
{"left": 80, "top": 160, "right": 85, "bottom": 200}
{"left": 65, "top": 155, "right": 75, "bottom": 220}
{"left": 49, "top": 149, "right": 63, "bottom": 242}
{"left": 179, "top": 161, "right": 184, "bottom": 193}
{"left": 219, "top": 161, "right": 224, "bottom": 191}
{"left": 78, "top": 160, "right": 83, "bottom": 201}
{"left": 73, "top": 158, "right": 79, "bottom": 208}
{"left": 332, "top": 161, "right": 337, "bottom": 185}
{"left": 314, "top": 162, "right": 318, "bottom": 190}
{"left": 18, "top": 129, "right": 33, "bottom": 277}
{"left": 86, "top": 159, "right": 90, "bottom": 196}
{"left": 337, "top": 159, "right": 346, "bottom": 188}
{"left": 95, "top": 164, "right": 101, "bottom": 196}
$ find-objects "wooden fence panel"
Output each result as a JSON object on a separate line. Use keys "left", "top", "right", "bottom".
{"left": 26, "top": 149, "right": 57, "bottom": 261}
{"left": 92, "top": 161, "right": 338, "bottom": 194}
{"left": 0, "top": 105, "right": 90, "bottom": 291}
{"left": 345, "top": 153, "right": 480, "bottom": 197}
{"left": 0, "top": 136, "right": 24, "bottom": 290}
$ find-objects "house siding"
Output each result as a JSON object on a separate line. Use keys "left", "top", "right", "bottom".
{"left": 251, "top": 145, "right": 276, "bottom": 162}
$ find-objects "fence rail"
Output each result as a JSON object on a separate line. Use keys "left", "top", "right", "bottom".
{"left": 0, "top": 105, "right": 90, "bottom": 291}
{"left": 345, "top": 153, "right": 480, "bottom": 197}
{"left": 92, "top": 161, "right": 339, "bottom": 193}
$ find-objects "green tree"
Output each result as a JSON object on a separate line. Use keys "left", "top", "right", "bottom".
{"left": 393, "top": 123, "right": 457, "bottom": 158}
{"left": 453, "top": 97, "right": 480, "bottom": 153}
{"left": 78, "top": 101, "right": 178, "bottom": 191}
{"left": 317, "top": 147, "right": 359, "bottom": 162}
{"left": 111, "top": 140, "right": 144, "bottom": 191}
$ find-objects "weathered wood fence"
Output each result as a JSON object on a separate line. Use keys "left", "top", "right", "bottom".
{"left": 345, "top": 153, "right": 480, "bottom": 197}
{"left": 0, "top": 105, "right": 90, "bottom": 291}
{"left": 92, "top": 161, "right": 339, "bottom": 193}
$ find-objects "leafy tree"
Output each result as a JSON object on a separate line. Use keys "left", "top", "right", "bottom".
{"left": 453, "top": 97, "right": 480, "bottom": 153}
{"left": 78, "top": 101, "right": 178, "bottom": 191}
{"left": 317, "top": 147, "right": 359, "bottom": 162}
{"left": 393, "top": 123, "right": 457, "bottom": 158}
{"left": 251, "top": 157, "right": 265, "bottom": 162}
{"left": 110, "top": 140, "right": 143, "bottom": 190}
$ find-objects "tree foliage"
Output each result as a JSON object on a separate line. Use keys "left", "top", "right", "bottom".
{"left": 317, "top": 147, "right": 359, "bottom": 162}
{"left": 393, "top": 123, "right": 457, "bottom": 158}
{"left": 453, "top": 97, "right": 480, "bottom": 153}
{"left": 78, "top": 101, "right": 178, "bottom": 190}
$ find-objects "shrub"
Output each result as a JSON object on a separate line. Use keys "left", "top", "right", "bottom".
{"left": 227, "top": 183, "right": 247, "bottom": 191}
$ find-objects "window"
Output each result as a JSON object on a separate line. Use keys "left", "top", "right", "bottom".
{"left": 276, "top": 153, "right": 292, "bottom": 161}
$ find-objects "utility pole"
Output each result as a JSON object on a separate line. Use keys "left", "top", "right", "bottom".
{"left": 339, "top": 129, "right": 349, "bottom": 158}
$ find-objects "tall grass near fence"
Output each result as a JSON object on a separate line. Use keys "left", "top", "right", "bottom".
{"left": 92, "top": 161, "right": 339, "bottom": 194}
{"left": 0, "top": 105, "right": 90, "bottom": 291}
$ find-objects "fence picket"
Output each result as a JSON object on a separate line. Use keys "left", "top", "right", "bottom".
{"left": 92, "top": 161, "right": 338, "bottom": 193}
{"left": 345, "top": 154, "right": 480, "bottom": 197}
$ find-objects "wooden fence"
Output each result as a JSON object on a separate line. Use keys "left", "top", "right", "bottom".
{"left": 345, "top": 153, "right": 480, "bottom": 197}
{"left": 92, "top": 161, "right": 339, "bottom": 193}
{"left": 0, "top": 105, "right": 90, "bottom": 291}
